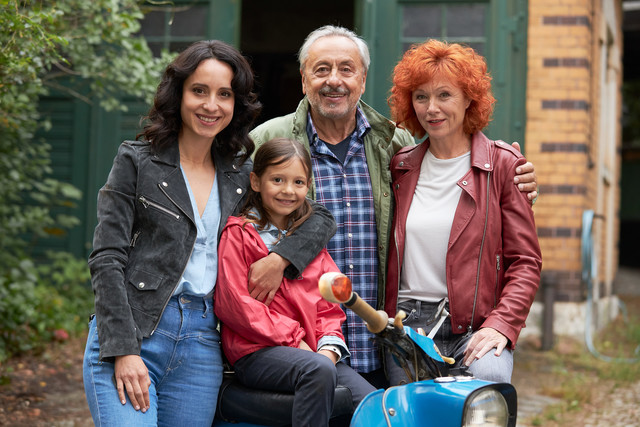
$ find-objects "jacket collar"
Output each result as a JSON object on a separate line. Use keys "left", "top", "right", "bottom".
{"left": 292, "top": 96, "right": 397, "bottom": 146}
{"left": 152, "top": 140, "right": 180, "bottom": 167}
{"left": 151, "top": 139, "right": 244, "bottom": 173}
{"left": 395, "top": 131, "right": 494, "bottom": 172}
{"left": 469, "top": 131, "right": 494, "bottom": 172}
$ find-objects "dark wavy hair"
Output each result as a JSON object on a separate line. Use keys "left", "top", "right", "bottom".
{"left": 388, "top": 39, "right": 495, "bottom": 138}
{"left": 241, "top": 138, "right": 313, "bottom": 237}
{"left": 139, "top": 40, "right": 262, "bottom": 161}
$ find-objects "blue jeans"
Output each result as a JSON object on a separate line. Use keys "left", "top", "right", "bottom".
{"left": 83, "top": 294, "right": 223, "bottom": 426}
{"left": 386, "top": 300, "right": 513, "bottom": 385}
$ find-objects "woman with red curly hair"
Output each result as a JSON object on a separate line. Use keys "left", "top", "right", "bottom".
{"left": 384, "top": 40, "right": 541, "bottom": 385}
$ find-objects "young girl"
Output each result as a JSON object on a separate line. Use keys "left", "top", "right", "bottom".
{"left": 214, "top": 138, "right": 375, "bottom": 427}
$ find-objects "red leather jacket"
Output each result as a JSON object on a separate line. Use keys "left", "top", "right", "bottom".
{"left": 384, "top": 132, "right": 541, "bottom": 348}
{"left": 215, "top": 216, "right": 345, "bottom": 365}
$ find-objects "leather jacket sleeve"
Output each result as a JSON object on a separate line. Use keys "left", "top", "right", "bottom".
{"left": 478, "top": 153, "right": 542, "bottom": 346}
{"left": 272, "top": 201, "right": 336, "bottom": 279}
{"left": 88, "top": 142, "right": 142, "bottom": 360}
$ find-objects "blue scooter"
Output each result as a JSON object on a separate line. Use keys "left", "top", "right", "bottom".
{"left": 213, "top": 273, "right": 517, "bottom": 427}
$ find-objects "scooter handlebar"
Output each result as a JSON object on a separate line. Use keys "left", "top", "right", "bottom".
{"left": 319, "top": 272, "right": 389, "bottom": 334}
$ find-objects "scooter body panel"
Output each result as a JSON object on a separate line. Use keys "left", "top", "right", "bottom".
{"left": 213, "top": 422, "right": 265, "bottom": 427}
{"left": 351, "top": 378, "right": 495, "bottom": 427}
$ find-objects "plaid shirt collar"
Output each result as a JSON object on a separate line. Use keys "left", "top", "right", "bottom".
{"left": 306, "top": 105, "right": 371, "bottom": 148}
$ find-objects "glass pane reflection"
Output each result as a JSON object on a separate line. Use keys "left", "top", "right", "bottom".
{"left": 402, "top": 5, "right": 442, "bottom": 38}
{"left": 170, "top": 6, "right": 207, "bottom": 37}
{"left": 447, "top": 4, "right": 486, "bottom": 38}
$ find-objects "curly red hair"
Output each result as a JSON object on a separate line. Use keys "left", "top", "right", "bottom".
{"left": 388, "top": 39, "right": 495, "bottom": 138}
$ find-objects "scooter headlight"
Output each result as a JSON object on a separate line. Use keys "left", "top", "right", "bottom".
{"left": 462, "top": 388, "right": 509, "bottom": 426}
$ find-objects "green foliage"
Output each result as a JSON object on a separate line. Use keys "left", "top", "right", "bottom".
{"left": 0, "top": 0, "right": 171, "bottom": 361}
{"left": 33, "top": 251, "right": 94, "bottom": 337}
{"left": 0, "top": 253, "right": 93, "bottom": 361}
{"left": 39, "top": 0, "right": 174, "bottom": 111}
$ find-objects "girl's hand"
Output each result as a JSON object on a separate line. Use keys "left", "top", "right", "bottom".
{"left": 248, "top": 252, "right": 289, "bottom": 305}
{"left": 298, "top": 340, "right": 313, "bottom": 352}
{"left": 462, "top": 327, "right": 508, "bottom": 367}
{"left": 114, "top": 355, "right": 151, "bottom": 412}
{"left": 317, "top": 349, "right": 339, "bottom": 365}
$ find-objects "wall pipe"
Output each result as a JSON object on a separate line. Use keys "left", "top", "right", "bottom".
{"left": 582, "top": 209, "right": 639, "bottom": 363}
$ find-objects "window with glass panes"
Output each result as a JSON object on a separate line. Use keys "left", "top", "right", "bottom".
{"left": 400, "top": 2, "right": 488, "bottom": 56}
{"left": 139, "top": 1, "right": 210, "bottom": 56}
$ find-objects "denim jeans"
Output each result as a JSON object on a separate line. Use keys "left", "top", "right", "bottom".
{"left": 83, "top": 294, "right": 223, "bottom": 426}
{"left": 386, "top": 300, "right": 513, "bottom": 385}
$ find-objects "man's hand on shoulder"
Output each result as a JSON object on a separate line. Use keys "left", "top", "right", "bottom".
{"left": 511, "top": 142, "right": 538, "bottom": 204}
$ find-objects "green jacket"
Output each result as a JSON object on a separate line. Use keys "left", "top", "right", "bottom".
{"left": 250, "top": 97, "right": 414, "bottom": 309}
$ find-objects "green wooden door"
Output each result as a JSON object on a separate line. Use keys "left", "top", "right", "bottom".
{"left": 36, "top": 94, "right": 91, "bottom": 256}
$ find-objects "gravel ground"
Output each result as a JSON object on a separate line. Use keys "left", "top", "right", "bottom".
{"left": 582, "top": 381, "right": 640, "bottom": 427}
{"left": 514, "top": 266, "right": 640, "bottom": 427}
{"left": 515, "top": 376, "right": 640, "bottom": 427}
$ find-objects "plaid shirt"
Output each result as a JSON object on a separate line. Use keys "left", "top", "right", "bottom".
{"left": 306, "top": 108, "right": 380, "bottom": 373}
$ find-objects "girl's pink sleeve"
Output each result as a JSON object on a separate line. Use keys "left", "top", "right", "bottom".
{"left": 313, "top": 252, "right": 346, "bottom": 343}
{"left": 214, "top": 223, "right": 305, "bottom": 347}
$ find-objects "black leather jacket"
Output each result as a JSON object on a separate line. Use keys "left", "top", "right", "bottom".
{"left": 88, "top": 140, "right": 336, "bottom": 361}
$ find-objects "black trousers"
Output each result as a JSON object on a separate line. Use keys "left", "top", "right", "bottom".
{"left": 234, "top": 346, "right": 376, "bottom": 427}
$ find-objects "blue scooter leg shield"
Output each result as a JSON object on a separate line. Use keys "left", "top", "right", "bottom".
{"left": 351, "top": 378, "right": 517, "bottom": 427}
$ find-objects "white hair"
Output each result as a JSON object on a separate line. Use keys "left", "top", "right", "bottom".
{"left": 297, "top": 25, "right": 370, "bottom": 72}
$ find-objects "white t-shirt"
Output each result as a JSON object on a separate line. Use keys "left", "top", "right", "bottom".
{"left": 398, "top": 149, "right": 471, "bottom": 303}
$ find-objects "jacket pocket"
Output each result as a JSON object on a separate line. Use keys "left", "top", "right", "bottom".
{"left": 127, "top": 268, "right": 164, "bottom": 292}
{"left": 138, "top": 195, "right": 181, "bottom": 220}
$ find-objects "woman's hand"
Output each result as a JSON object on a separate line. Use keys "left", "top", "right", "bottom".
{"left": 463, "top": 327, "right": 508, "bottom": 367}
{"left": 114, "top": 355, "right": 151, "bottom": 412}
{"left": 248, "top": 252, "right": 289, "bottom": 305}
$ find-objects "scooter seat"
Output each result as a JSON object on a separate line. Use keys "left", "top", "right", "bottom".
{"left": 214, "top": 373, "right": 354, "bottom": 426}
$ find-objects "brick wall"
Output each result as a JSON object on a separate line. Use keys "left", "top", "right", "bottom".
{"left": 526, "top": 0, "right": 622, "bottom": 302}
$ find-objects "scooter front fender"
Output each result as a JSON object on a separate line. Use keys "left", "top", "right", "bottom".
{"left": 351, "top": 378, "right": 517, "bottom": 427}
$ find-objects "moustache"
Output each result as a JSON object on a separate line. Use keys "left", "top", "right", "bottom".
{"left": 319, "top": 86, "right": 349, "bottom": 96}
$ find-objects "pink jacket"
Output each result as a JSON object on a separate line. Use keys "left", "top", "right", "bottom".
{"left": 215, "top": 216, "right": 345, "bottom": 365}
{"left": 384, "top": 132, "right": 542, "bottom": 348}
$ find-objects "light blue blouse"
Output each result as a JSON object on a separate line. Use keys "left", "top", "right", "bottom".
{"left": 174, "top": 168, "right": 221, "bottom": 296}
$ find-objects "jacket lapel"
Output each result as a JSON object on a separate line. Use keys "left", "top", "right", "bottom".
{"left": 151, "top": 143, "right": 195, "bottom": 224}
{"left": 215, "top": 150, "right": 251, "bottom": 239}
{"left": 449, "top": 133, "right": 493, "bottom": 247}
{"left": 393, "top": 141, "right": 428, "bottom": 219}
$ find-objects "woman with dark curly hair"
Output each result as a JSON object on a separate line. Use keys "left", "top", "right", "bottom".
{"left": 384, "top": 39, "right": 541, "bottom": 385}
{"left": 82, "top": 40, "right": 336, "bottom": 426}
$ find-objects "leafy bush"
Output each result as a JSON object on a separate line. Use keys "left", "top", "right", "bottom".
{"left": 0, "top": 253, "right": 93, "bottom": 362}
{"left": 0, "top": 1, "right": 169, "bottom": 361}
